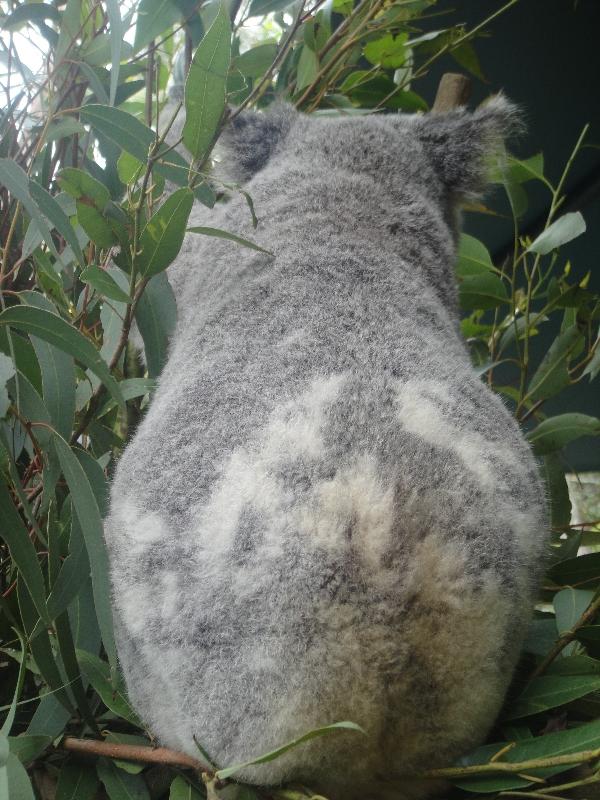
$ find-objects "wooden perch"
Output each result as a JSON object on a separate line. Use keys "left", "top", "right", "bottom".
{"left": 432, "top": 73, "right": 472, "bottom": 112}
{"left": 62, "top": 736, "right": 210, "bottom": 773}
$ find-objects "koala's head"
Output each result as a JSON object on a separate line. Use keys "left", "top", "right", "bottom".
{"left": 220, "top": 96, "right": 521, "bottom": 210}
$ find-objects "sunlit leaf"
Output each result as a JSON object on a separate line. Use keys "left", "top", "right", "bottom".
{"left": 528, "top": 212, "right": 586, "bottom": 255}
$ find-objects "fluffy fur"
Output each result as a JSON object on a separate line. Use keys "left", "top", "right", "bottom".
{"left": 105, "top": 98, "right": 547, "bottom": 799}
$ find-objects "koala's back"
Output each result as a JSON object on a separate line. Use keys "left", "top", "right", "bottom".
{"left": 106, "top": 107, "right": 547, "bottom": 798}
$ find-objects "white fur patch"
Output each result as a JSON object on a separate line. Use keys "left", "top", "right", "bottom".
{"left": 395, "top": 379, "right": 526, "bottom": 489}
{"left": 191, "top": 373, "right": 347, "bottom": 557}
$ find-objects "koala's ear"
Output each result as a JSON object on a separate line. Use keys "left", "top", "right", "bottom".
{"left": 218, "top": 103, "right": 298, "bottom": 183}
{"left": 413, "top": 94, "right": 523, "bottom": 199}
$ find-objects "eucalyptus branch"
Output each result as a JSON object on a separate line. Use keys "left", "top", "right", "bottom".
{"left": 376, "top": 0, "right": 520, "bottom": 110}
{"left": 527, "top": 592, "right": 600, "bottom": 681}
{"left": 412, "top": 745, "right": 600, "bottom": 780}
{"left": 230, "top": 0, "right": 307, "bottom": 119}
{"left": 61, "top": 736, "right": 211, "bottom": 772}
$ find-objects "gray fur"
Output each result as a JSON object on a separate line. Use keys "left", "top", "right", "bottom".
{"left": 106, "top": 98, "right": 547, "bottom": 799}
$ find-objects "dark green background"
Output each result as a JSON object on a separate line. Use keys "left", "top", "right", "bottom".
{"left": 422, "top": 0, "right": 599, "bottom": 470}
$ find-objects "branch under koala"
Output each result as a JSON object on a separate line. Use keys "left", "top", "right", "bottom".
{"left": 61, "top": 736, "right": 210, "bottom": 772}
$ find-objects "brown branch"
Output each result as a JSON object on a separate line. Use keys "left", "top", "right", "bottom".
{"left": 62, "top": 737, "right": 211, "bottom": 772}
{"left": 432, "top": 73, "right": 471, "bottom": 113}
{"left": 527, "top": 592, "right": 600, "bottom": 682}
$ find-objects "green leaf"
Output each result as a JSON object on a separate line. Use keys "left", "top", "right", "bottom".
{"left": 450, "top": 40, "right": 484, "bottom": 80}
{"left": 248, "top": 0, "right": 295, "bottom": 16}
{"left": 58, "top": 167, "right": 111, "bottom": 209}
{"left": 459, "top": 273, "right": 508, "bottom": 311}
{"left": 169, "top": 776, "right": 203, "bottom": 800}
{"left": 134, "top": 273, "right": 176, "bottom": 377}
{"left": 17, "top": 579, "right": 75, "bottom": 713}
{"left": 97, "top": 757, "right": 150, "bottom": 800}
{"left": 364, "top": 33, "right": 407, "bottom": 68}
{"left": 187, "top": 225, "right": 272, "bottom": 254}
{"left": 47, "top": 515, "right": 89, "bottom": 620}
{"left": 0, "top": 352, "right": 15, "bottom": 418}
{"left": 77, "top": 650, "right": 139, "bottom": 724}
{"left": 5, "top": 752, "right": 35, "bottom": 800}
{"left": 504, "top": 674, "right": 600, "bottom": 720}
{"left": 138, "top": 188, "right": 194, "bottom": 277}
{"left": 8, "top": 735, "right": 51, "bottom": 764}
{"left": 80, "top": 105, "right": 154, "bottom": 163}
{"left": 117, "top": 152, "right": 144, "bottom": 185}
{"left": 508, "top": 153, "right": 545, "bottom": 184}
{"left": 97, "top": 378, "right": 157, "bottom": 418}
{"left": 134, "top": 0, "right": 181, "bottom": 52}
{"left": 554, "top": 588, "right": 594, "bottom": 641}
{"left": 79, "top": 105, "right": 203, "bottom": 198}
{"left": 528, "top": 212, "right": 586, "bottom": 255}
{"left": 233, "top": 43, "right": 278, "bottom": 79}
{"left": 0, "top": 159, "right": 59, "bottom": 260}
{"left": 295, "top": 45, "right": 319, "bottom": 91}
{"left": 182, "top": 2, "right": 231, "bottom": 161}
{"left": 28, "top": 179, "right": 85, "bottom": 265}
{"left": 583, "top": 331, "right": 600, "bottom": 381}
{"left": 41, "top": 118, "right": 87, "bottom": 144}
{"left": 0, "top": 481, "right": 50, "bottom": 626}
{"left": 26, "top": 693, "right": 71, "bottom": 739}
{"left": 55, "top": 764, "right": 99, "bottom": 800}
{"left": 527, "top": 413, "right": 600, "bottom": 455}
{"left": 53, "top": 435, "right": 117, "bottom": 668}
{"left": 2, "top": 3, "right": 61, "bottom": 29}
{"left": 456, "top": 234, "right": 494, "bottom": 277}
{"left": 216, "top": 721, "right": 365, "bottom": 780}
{"left": 550, "top": 553, "right": 600, "bottom": 590}
{"left": 0, "top": 305, "right": 124, "bottom": 411}
{"left": 80, "top": 266, "right": 131, "bottom": 303}
{"left": 105, "top": 0, "right": 122, "bottom": 105}
{"left": 1, "top": 629, "right": 27, "bottom": 736}
{"left": 27, "top": 296, "right": 76, "bottom": 440}
{"left": 454, "top": 718, "right": 600, "bottom": 793}
{"left": 527, "top": 326, "right": 583, "bottom": 402}
{"left": 541, "top": 453, "right": 571, "bottom": 530}
{"left": 546, "top": 655, "right": 600, "bottom": 675}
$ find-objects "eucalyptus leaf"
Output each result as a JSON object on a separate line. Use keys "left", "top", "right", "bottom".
{"left": 216, "top": 721, "right": 364, "bottom": 780}
{"left": 138, "top": 188, "right": 194, "bottom": 277}
{"left": 182, "top": 2, "right": 231, "bottom": 161}
{"left": 528, "top": 212, "right": 586, "bottom": 255}
{"left": 80, "top": 266, "right": 132, "bottom": 303}
{"left": 187, "top": 225, "right": 273, "bottom": 254}
{"left": 0, "top": 305, "right": 124, "bottom": 411}
{"left": 527, "top": 413, "right": 600, "bottom": 455}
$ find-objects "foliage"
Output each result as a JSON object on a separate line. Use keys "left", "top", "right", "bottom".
{"left": 0, "top": 0, "right": 599, "bottom": 798}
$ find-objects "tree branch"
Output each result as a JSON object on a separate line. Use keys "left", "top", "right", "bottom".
{"left": 61, "top": 736, "right": 211, "bottom": 773}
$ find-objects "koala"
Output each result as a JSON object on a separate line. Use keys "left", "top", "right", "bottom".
{"left": 105, "top": 98, "right": 548, "bottom": 799}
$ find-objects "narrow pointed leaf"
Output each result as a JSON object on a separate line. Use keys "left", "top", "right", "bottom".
{"left": 182, "top": 3, "right": 231, "bottom": 160}
{"left": 53, "top": 435, "right": 116, "bottom": 668}
{"left": 187, "top": 225, "right": 272, "bottom": 254}
{"left": 28, "top": 179, "right": 84, "bottom": 265}
{"left": 137, "top": 188, "right": 193, "bottom": 277}
{"left": 80, "top": 266, "right": 131, "bottom": 303}
{"left": 0, "top": 305, "right": 124, "bottom": 411}
{"left": 0, "top": 159, "right": 58, "bottom": 259}
{"left": 216, "top": 721, "right": 364, "bottom": 780}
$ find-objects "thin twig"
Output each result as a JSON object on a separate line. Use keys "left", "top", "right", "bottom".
{"left": 527, "top": 592, "right": 600, "bottom": 682}
{"left": 412, "top": 745, "right": 600, "bottom": 780}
